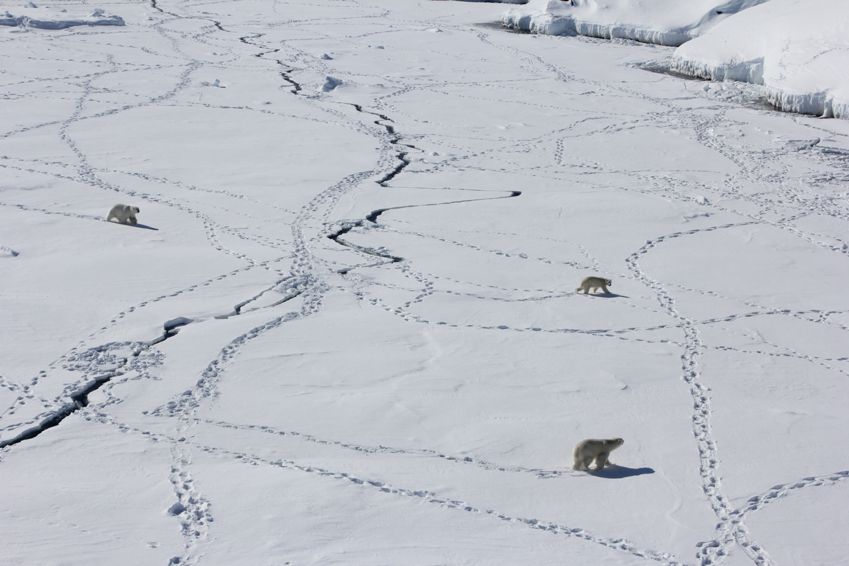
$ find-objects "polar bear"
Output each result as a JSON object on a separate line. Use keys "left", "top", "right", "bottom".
{"left": 576, "top": 276, "right": 612, "bottom": 294}
{"left": 106, "top": 204, "right": 140, "bottom": 225}
{"left": 572, "top": 438, "right": 624, "bottom": 471}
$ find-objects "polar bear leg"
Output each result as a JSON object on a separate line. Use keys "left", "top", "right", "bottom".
{"left": 594, "top": 452, "right": 610, "bottom": 470}
{"left": 107, "top": 205, "right": 124, "bottom": 223}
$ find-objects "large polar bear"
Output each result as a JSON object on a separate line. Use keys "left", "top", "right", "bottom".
{"left": 106, "top": 204, "right": 140, "bottom": 225}
{"left": 572, "top": 438, "right": 624, "bottom": 472}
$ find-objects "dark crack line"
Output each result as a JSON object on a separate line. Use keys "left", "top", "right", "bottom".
{"left": 0, "top": 320, "right": 190, "bottom": 449}
{"left": 367, "top": 190, "right": 522, "bottom": 223}
{"left": 348, "top": 103, "right": 415, "bottom": 187}
{"left": 327, "top": 190, "right": 522, "bottom": 272}
{"left": 328, "top": 220, "right": 404, "bottom": 270}
{"left": 149, "top": 0, "right": 182, "bottom": 19}
{"left": 215, "top": 276, "right": 315, "bottom": 318}
{"left": 1, "top": 368, "right": 127, "bottom": 449}
{"left": 277, "top": 61, "right": 303, "bottom": 94}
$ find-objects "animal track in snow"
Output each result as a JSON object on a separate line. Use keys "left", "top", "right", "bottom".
{"left": 4, "top": 5, "right": 848, "bottom": 565}
{"left": 171, "top": 423, "right": 684, "bottom": 566}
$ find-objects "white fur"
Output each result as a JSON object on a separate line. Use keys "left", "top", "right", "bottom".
{"left": 572, "top": 438, "right": 624, "bottom": 471}
{"left": 576, "top": 276, "right": 612, "bottom": 294}
{"left": 106, "top": 204, "right": 140, "bottom": 225}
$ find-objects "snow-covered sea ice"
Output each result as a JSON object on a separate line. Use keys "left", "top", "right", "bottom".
{"left": 2, "top": 1, "right": 848, "bottom": 565}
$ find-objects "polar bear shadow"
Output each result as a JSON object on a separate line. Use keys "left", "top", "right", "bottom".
{"left": 106, "top": 220, "right": 158, "bottom": 230}
{"left": 591, "top": 465, "right": 655, "bottom": 479}
{"left": 121, "top": 222, "right": 159, "bottom": 231}
{"left": 579, "top": 292, "right": 628, "bottom": 299}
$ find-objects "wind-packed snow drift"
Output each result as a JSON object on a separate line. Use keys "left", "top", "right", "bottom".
{"left": 502, "top": 0, "right": 770, "bottom": 46}
{"left": 671, "top": 0, "right": 849, "bottom": 119}
{"left": 503, "top": 0, "right": 849, "bottom": 120}
{"left": 0, "top": 5, "right": 124, "bottom": 29}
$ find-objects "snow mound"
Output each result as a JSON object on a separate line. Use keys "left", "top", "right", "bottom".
{"left": 672, "top": 0, "right": 849, "bottom": 119}
{"left": 321, "top": 76, "right": 343, "bottom": 92}
{"left": 0, "top": 6, "right": 124, "bottom": 29}
{"left": 502, "top": 0, "right": 769, "bottom": 46}
{"left": 0, "top": 245, "right": 20, "bottom": 258}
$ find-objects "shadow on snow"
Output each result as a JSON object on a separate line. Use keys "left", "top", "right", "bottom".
{"left": 592, "top": 465, "right": 655, "bottom": 479}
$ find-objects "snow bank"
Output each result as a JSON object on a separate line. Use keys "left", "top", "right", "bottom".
{"left": 502, "top": 0, "right": 769, "bottom": 46}
{"left": 672, "top": 0, "right": 849, "bottom": 119}
{"left": 0, "top": 6, "right": 124, "bottom": 29}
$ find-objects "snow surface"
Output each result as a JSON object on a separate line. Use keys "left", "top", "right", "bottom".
{"left": 672, "top": 0, "right": 849, "bottom": 119}
{"left": 2, "top": 1, "right": 849, "bottom": 565}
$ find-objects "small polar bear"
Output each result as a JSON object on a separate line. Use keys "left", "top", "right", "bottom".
{"left": 576, "top": 276, "right": 612, "bottom": 295}
{"left": 106, "top": 204, "right": 140, "bottom": 225}
{"left": 572, "top": 438, "right": 624, "bottom": 472}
